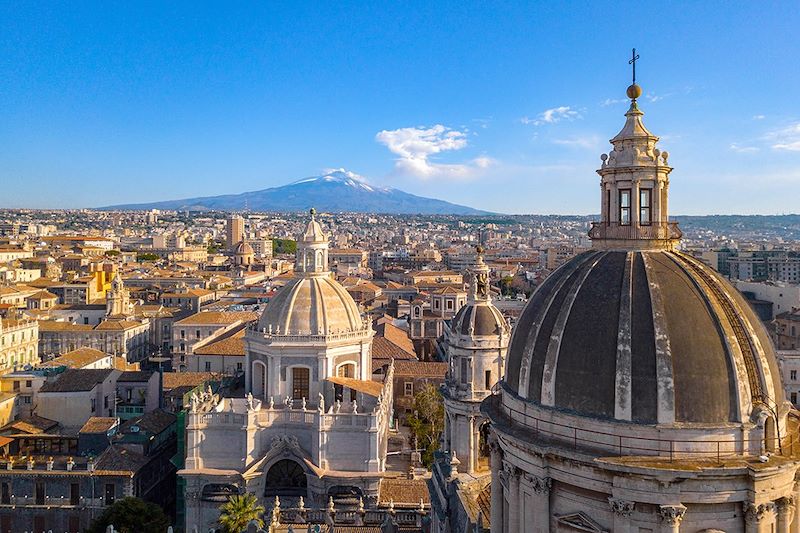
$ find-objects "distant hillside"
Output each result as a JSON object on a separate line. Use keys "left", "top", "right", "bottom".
{"left": 101, "top": 170, "right": 489, "bottom": 215}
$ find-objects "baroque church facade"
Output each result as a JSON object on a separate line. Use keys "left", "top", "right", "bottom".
{"left": 480, "top": 79, "right": 800, "bottom": 533}
{"left": 180, "top": 210, "right": 394, "bottom": 531}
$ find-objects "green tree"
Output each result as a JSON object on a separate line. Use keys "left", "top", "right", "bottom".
{"left": 405, "top": 383, "right": 445, "bottom": 467}
{"left": 499, "top": 276, "right": 515, "bottom": 296}
{"left": 87, "top": 497, "right": 170, "bottom": 533}
{"left": 136, "top": 252, "right": 160, "bottom": 262}
{"left": 104, "top": 249, "right": 121, "bottom": 257}
{"left": 218, "top": 492, "right": 265, "bottom": 533}
{"left": 273, "top": 238, "right": 297, "bottom": 255}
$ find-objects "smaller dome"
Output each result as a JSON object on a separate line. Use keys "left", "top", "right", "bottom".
{"left": 451, "top": 302, "right": 508, "bottom": 337}
{"left": 257, "top": 275, "right": 363, "bottom": 335}
{"left": 235, "top": 241, "right": 254, "bottom": 255}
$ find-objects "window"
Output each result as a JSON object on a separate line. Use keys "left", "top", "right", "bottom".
{"left": 180, "top": 330, "right": 185, "bottom": 339}
{"left": 619, "top": 189, "right": 631, "bottom": 225}
{"left": 91, "top": 398, "right": 96, "bottom": 413}
{"left": 23, "top": 395, "right": 31, "bottom": 404}
{"left": 792, "top": 392, "right": 798, "bottom": 405}
{"left": 434, "top": 300, "right": 440, "bottom": 310}
{"left": 35, "top": 481, "right": 45, "bottom": 505}
{"left": 205, "top": 361, "right": 212, "bottom": 372}
{"left": 404, "top": 382, "right": 413, "bottom": 397}
{"left": 446, "top": 300, "right": 453, "bottom": 310}
{"left": 640, "top": 188, "right": 652, "bottom": 225}
{"left": 485, "top": 370, "right": 492, "bottom": 390}
{"left": 70, "top": 483, "right": 79, "bottom": 505}
{"left": 195, "top": 329, "right": 200, "bottom": 339}
{"left": 461, "top": 358, "right": 469, "bottom": 384}
{"left": 792, "top": 370, "right": 797, "bottom": 381}
{"left": 12, "top": 381, "right": 19, "bottom": 392}
{"left": 68, "top": 516, "right": 80, "bottom": 533}
{"left": 1, "top": 482, "right": 9, "bottom": 504}
{"left": 291, "top": 367, "right": 310, "bottom": 400}
{"left": 25, "top": 380, "right": 31, "bottom": 388}
{"left": 337, "top": 364, "right": 354, "bottom": 378}
{"left": 104, "top": 395, "right": 109, "bottom": 409}
{"left": 104, "top": 484, "right": 115, "bottom": 505}
{"left": 236, "top": 362, "right": 243, "bottom": 371}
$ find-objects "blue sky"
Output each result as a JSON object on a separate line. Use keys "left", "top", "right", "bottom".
{"left": 2, "top": 2, "right": 799, "bottom": 215}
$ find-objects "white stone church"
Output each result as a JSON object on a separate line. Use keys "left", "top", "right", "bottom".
{"left": 180, "top": 210, "right": 394, "bottom": 531}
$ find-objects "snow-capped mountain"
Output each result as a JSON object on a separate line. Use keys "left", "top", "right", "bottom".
{"left": 102, "top": 170, "right": 488, "bottom": 214}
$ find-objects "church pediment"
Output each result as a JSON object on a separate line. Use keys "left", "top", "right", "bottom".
{"left": 555, "top": 512, "right": 608, "bottom": 532}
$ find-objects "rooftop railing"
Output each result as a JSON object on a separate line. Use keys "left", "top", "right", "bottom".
{"left": 487, "top": 393, "right": 797, "bottom": 463}
{"left": 588, "top": 221, "right": 682, "bottom": 241}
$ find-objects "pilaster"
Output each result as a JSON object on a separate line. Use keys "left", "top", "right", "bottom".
{"left": 658, "top": 504, "right": 686, "bottom": 533}
{"left": 489, "top": 442, "right": 504, "bottom": 533}
{"left": 609, "top": 498, "right": 635, "bottom": 533}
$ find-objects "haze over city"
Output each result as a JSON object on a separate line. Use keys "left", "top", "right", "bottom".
{"left": 2, "top": 2, "right": 800, "bottom": 214}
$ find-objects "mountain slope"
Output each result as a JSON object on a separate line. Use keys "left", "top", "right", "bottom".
{"left": 102, "top": 170, "right": 488, "bottom": 215}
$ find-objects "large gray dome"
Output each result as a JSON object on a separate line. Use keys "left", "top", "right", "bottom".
{"left": 504, "top": 249, "right": 783, "bottom": 425}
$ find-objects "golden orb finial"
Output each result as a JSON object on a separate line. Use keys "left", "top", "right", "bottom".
{"left": 626, "top": 84, "right": 642, "bottom": 100}
{"left": 309, "top": 207, "right": 316, "bottom": 216}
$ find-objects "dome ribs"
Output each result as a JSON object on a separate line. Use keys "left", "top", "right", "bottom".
{"left": 671, "top": 252, "right": 765, "bottom": 403}
{"left": 639, "top": 253, "right": 677, "bottom": 423}
{"left": 629, "top": 253, "right": 657, "bottom": 423}
{"left": 554, "top": 252, "right": 625, "bottom": 418}
{"left": 541, "top": 252, "right": 608, "bottom": 407}
{"left": 613, "top": 252, "right": 635, "bottom": 420}
{"left": 505, "top": 251, "right": 598, "bottom": 394}
{"left": 517, "top": 251, "right": 601, "bottom": 401}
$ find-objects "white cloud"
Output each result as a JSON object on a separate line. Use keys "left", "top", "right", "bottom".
{"left": 376, "top": 124, "right": 494, "bottom": 179}
{"left": 767, "top": 123, "right": 800, "bottom": 152}
{"left": 601, "top": 98, "right": 628, "bottom": 107}
{"left": 552, "top": 135, "right": 602, "bottom": 151}
{"left": 753, "top": 115, "right": 766, "bottom": 120}
{"left": 521, "top": 106, "right": 582, "bottom": 126}
{"left": 729, "top": 143, "right": 759, "bottom": 154}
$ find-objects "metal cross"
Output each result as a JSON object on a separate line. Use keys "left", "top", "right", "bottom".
{"left": 629, "top": 48, "right": 640, "bottom": 85}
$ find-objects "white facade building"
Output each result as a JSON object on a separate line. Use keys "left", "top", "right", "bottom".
{"left": 179, "top": 210, "right": 394, "bottom": 532}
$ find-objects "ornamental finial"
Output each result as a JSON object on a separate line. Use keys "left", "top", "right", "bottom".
{"left": 627, "top": 48, "right": 642, "bottom": 101}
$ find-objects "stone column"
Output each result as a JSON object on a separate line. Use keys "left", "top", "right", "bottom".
{"left": 531, "top": 475, "right": 552, "bottom": 533}
{"left": 658, "top": 504, "right": 686, "bottom": 533}
{"left": 468, "top": 415, "right": 475, "bottom": 474}
{"left": 632, "top": 179, "right": 640, "bottom": 227}
{"left": 490, "top": 443, "right": 504, "bottom": 533}
{"left": 777, "top": 497, "right": 795, "bottom": 533}
{"left": 506, "top": 465, "right": 521, "bottom": 533}
{"left": 745, "top": 502, "right": 775, "bottom": 533}
{"left": 793, "top": 482, "right": 800, "bottom": 533}
{"left": 609, "top": 498, "right": 635, "bottom": 533}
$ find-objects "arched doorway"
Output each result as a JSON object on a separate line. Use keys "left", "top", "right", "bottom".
{"left": 264, "top": 459, "right": 307, "bottom": 497}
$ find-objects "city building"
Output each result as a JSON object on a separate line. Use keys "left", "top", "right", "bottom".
{"left": 226, "top": 214, "right": 245, "bottom": 250}
{"left": 179, "top": 210, "right": 394, "bottom": 532}
{"left": 0, "top": 315, "right": 39, "bottom": 374}
{"left": 482, "top": 80, "right": 800, "bottom": 533}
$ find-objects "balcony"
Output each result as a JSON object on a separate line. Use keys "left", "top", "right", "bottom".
{"left": 588, "top": 221, "right": 682, "bottom": 241}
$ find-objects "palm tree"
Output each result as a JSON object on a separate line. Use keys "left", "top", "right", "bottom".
{"left": 218, "top": 492, "right": 265, "bottom": 533}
